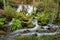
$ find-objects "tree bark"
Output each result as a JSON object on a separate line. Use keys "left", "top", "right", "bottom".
{"left": 3, "top": 0, "right": 5, "bottom": 9}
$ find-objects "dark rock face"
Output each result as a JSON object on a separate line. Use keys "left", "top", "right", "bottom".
{"left": 0, "top": 2, "right": 4, "bottom": 9}
{"left": 53, "top": 37, "right": 60, "bottom": 40}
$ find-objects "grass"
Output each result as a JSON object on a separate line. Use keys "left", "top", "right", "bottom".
{"left": 3, "top": 32, "right": 60, "bottom": 40}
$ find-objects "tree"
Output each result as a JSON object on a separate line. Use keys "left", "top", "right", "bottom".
{"left": 3, "top": 0, "right": 5, "bottom": 9}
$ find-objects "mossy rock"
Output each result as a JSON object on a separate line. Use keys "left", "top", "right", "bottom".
{"left": 22, "top": 21, "right": 35, "bottom": 28}
{"left": 0, "top": 30, "right": 6, "bottom": 35}
{"left": 47, "top": 27, "right": 57, "bottom": 32}
{"left": 36, "top": 30, "right": 43, "bottom": 33}
{"left": 38, "top": 21, "right": 48, "bottom": 26}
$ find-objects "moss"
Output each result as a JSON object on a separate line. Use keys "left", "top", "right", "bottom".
{"left": 15, "top": 35, "right": 38, "bottom": 40}
{"left": 0, "top": 18, "right": 6, "bottom": 26}
{"left": 36, "top": 30, "right": 43, "bottom": 33}
{"left": 37, "top": 12, "right": 50, "bottom": 25}
{"left": 22, "top": 21, "right": 35, "bottom": 28}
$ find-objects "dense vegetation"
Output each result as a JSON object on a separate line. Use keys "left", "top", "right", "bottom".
{"left": 0, "top": 0, "right": 60, "bottom": 40}
{"left": 0, "top": 0, "right": 59, "bottom": 32}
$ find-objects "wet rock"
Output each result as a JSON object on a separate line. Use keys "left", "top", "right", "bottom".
{"left": 38, "top": 22, "right": 47, "bottom": 26}
{"left": 0, "top": 30, "right": 6, "bottom": 35}
{"left": 23, "top": 30, "right": 31, "bottom": 33}
{"left": 3, "top": 24, "right": 10, "bottom": 32}
{"left": 22, "top": 21, "right": 35, "bottom": 28}
{"left": 53, "top": 37, "right": 60, "bottom": 40}
{"left": 36, "top": 30, "right": 43, "bottom": 33}
{"left": 33, "top": 33, "right": 37, "bottom": 36}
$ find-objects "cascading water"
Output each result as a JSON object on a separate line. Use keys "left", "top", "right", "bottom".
{"left": 5, "top": 4, "right": 59, "bottom": 37}
{"left": 9, "top": 19, "right": 41, "bottom": 34}
{"left": 16, "top": 5, "right": 22, "bottom": 12}
{"left": 16, "top": 5, "right": 36, "bottom": 15}
{"left": 30, "top": 19, "right": 41, "bottom": 30}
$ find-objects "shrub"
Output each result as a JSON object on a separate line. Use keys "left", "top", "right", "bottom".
{"left": 51, "top": 12, "right": 57, "bottom": 24}
{"left": 15, "top": 12, "right": 27, "bottom": 20}
{"left": 37, "top": 12, "right": 50, "bottom": 25}
{"left": 22, "top": 20, "right": 35, "bottom": 28}
{"left": 0, "top": 18, "right": 6, "bottom": 26}
{"left": 15, "top": 35, "right": 38, "bottom": 40}
{"left": 4, "top": 5, "right": 16, "bottom": 18}
{"left": 10, "top": 18, "right": 22, "bottom": 31}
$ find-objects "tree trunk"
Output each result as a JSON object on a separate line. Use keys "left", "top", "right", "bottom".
{"left": 3, "top": 0, "right": 5, "bottom": 9}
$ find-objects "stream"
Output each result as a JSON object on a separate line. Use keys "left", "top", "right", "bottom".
{"left": 6, "top": 18, "right": 59, "bottom": 37}
{"left": 0, "top": 5, "right": 60, "bottom": 39}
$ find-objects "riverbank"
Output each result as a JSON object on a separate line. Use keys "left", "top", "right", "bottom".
{"left": 2, "top": 32, "right": 60, "bottom": 40}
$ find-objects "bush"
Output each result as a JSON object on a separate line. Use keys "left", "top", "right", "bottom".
{"left": 4, "top": 5, "right": 16, "bottom": 18}
{"left": 51, "top": 12, "right": 57, "bottom": 24}
{"left": 10, "top": 18, "right": 22, "bottom": 31}
{"left": 37, "top": 12, "right": 50, "bottom": 25}
{"left": 15, "top": 35, "right": 38, "bottom": 40}
{"left": 15, "top": 12, "right": 27, "bottom": 20}
{"left": 16, "top": 12, "right": 35, "bottom": 21}
{"left": 0, "top": 18, "right": 6, "bottom": 26}
{"left": 22, "top": 20, "right": 35, "bottom": 28}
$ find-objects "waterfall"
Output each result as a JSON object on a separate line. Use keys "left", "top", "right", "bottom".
{"left": 5, "top": 4, "right": 59, "bottom": 37}
{"left": 31, "top": 19, "right": 41, "bottom": 30}
{"left": 16, "top": 5, "right": 22, "bottom": 12}
{"left": 16, "top": 5, "right": 36, "bottom": 15}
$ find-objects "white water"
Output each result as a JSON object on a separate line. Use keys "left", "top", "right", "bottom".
{"left": 21, "top": 32, "right": 57, "bottom": 37}
{"left": 16, "top": 5, "right": 36, "bottom": 15}
{"left": 9, "top": 19, "right": 41, "bottom": 34}
{"left": 16, "top": 5, "right": 22, "bottom": 12}
{"left": 8, "top": 20, "right": 12, "bottom": 26}
{"left": 8, "top": 32, "right": 57, "bottom": 37}
{"left": 8, "top": 18, "right": 59, "bottom": 37}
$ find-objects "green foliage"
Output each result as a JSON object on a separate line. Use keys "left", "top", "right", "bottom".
{"left": 26, "top": 12, "right": 35, "bottom": 21}
{"left": 26, "top": 21, "right": 35, "bottom": 28}
{"left": 38, "top": 35, "right": 55, "bottom": 40}
{"left": 51, "top": 12, "right": 57, "bottom": 23}
{"left": 15, "top": 35, "right": 38, "bottom": 40}
{"left": 10, "top": 18, "right": 22, "bottom": 31}
{"left": 4, "top": 5, "right": 16, "bottom": 18}
{"left": 37, "top": 12, "right": 50, "bottom": 24}
{"left": 0, "top": 9, "right": 5, "bottom": 17}
{"left": 22, "top": 20, "right": 35, "bottom": 28}
{"left": 0, "top": 0, "right": 3, "bottom": 3}
{"left": 16, "top": 12, "right": 34, "bottom": 21}
{"left": 3, "top": 37, "right": 15, "bottom": 40}
{"left": 3, "top": 33, "right": 60, "bottom": 40}
{"left": 16, "top": 12, "right": 26, "bottom": 19}
{"left": 36, "top": 2, "right": 44, "bottom": 9}
{"left": 0, "top": 18, "right": 6, "bottom": 25}
{"left": 36, "top": 30, "right": 43, "bottom": 33}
